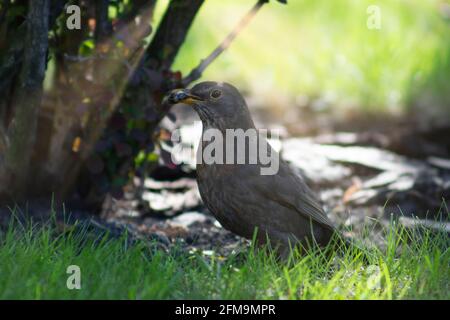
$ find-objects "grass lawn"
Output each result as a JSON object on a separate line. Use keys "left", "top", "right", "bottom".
{"left": 0, "top": 216, "right": 448, "bottom": 299}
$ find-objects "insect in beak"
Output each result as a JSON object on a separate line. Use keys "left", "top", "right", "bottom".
{"left": 167, "top": 89, "right": 204, "bottom": 105}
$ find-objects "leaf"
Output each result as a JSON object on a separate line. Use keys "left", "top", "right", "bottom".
{"left": 110, "top": 114, "right": 127, "bottom": 130}
{"left": 95, "top": 139, "right": 111, "bottom": 153}
{"left": 130, "top": 128, "right": 147, "bottom": 143}
{"left": 86, "top": 155, "right": 105, "bottom": 174}
{"left": 114, "top": 142, "right": 133, "bottom": 158}
{"left": 71, "top": 137, "right": 82, "bottom": 153}
{"left": 79, "top": 39, "right": 95, "bottom": 56}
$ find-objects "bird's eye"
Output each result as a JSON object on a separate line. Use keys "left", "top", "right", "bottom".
{"left": 175, "top": 91, "right": 187, "bottom": 101}
{"left": 210, "top": 89, "right": 222, "bottom": 99}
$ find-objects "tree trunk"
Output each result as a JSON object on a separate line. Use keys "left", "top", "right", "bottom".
{"left": 68, "top": 0, "right": 206, "bottom": 208}
{"left": 95, "top": 0, "right": 112, "bottom": 43}
{"left": 146, "top": 0, "right": 205, "bottom": 70}
{"left": 0, "top": 0, "right": 50, "bottom": 199}
{"left": 0, "top": 0, "right": 207, "bottom": 210}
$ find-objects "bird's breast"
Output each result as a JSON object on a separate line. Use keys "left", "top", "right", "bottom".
{"left": 196, "top": 163, "right": 242, "bottom": 228}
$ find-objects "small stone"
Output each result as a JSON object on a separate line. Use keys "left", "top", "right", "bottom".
{"left": 171, "top": 212, "right": 207, "bottom": 228}
{"left": 202, "top": 250, "right": 214, "bottom": 256}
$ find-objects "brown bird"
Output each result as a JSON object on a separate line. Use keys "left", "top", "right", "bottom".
{"left": 166, "top": 81, "right": 336, "bottom": 257}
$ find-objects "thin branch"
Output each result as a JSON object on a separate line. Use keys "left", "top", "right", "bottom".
{"left": 95, "top": 0, "right": 112, "bottom": 43}
{"left": 182, "top": 0, "right": 268, "bottom": 86}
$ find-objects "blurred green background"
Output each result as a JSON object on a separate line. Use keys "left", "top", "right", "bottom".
{"left": 155, "top": 0, "right": 450, "bottom": 119}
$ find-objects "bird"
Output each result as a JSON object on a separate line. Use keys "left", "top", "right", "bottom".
{"left": 166, "top": 81, "right": 337, "bottom": 258}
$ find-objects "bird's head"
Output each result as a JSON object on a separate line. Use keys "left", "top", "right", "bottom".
{"left": 166, "top": 81, "right": 255, "bottom": 130}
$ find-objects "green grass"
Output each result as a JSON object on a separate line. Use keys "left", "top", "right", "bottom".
{"left": 153, "top": 0, "right": 450, "bottom": 115}
{"left": 0, "top": 216, "right": 448, "bottom": 299}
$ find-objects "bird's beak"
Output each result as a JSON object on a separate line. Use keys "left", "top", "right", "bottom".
{"left": 166, "top": 89, "right": 204, "bottom": 105}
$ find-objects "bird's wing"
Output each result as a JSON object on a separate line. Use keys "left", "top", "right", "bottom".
{"left": 250, "top": 160, "right": 336, "bottom": 231}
